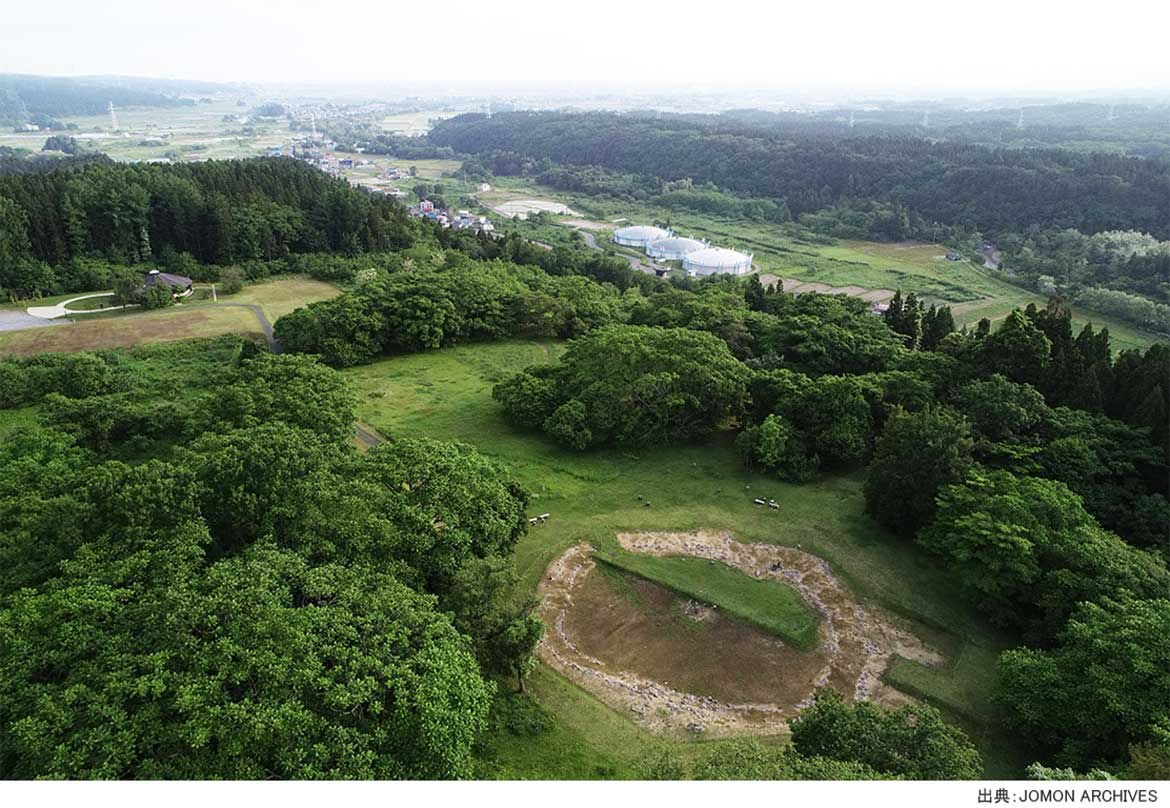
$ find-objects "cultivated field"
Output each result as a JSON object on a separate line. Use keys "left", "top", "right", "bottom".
{"left": 378, "top": 110, "right": 461, "bottom": 136}
{"left": 343, "top": 340, "right": 1027, "bottom": 778}
{"left": 474, "top": 177, "right": 1164, "bottom": 353}
{"left": 0, "top": 99, "right": 288, "bottom": 163}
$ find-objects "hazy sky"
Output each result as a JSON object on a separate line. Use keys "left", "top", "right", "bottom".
{"left": 3, "top": 0, "right": 1168, "bottom": 95}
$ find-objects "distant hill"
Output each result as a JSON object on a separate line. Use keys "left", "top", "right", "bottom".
{"left": 0, "top": 73, "right": 210, "bottom": 126}
{"left": 73, "top": 74, "right": 243, "bottom": 97}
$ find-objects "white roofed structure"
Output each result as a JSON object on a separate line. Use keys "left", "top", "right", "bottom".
{"left": 683, "top": 246, "right": 754, "bottom": 276}
{"left": 645, "top": 235, "right": 707, "bottom": 261}
{"left": 612, "top": 224, "right": 671, "bottom": 247}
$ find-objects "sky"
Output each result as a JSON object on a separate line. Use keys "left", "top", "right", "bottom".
{"left": 3, "top": 0, "right": 1168, "bottom": 97}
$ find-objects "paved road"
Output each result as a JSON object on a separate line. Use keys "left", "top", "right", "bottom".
{"left": 216, "top": 303, "right": 281, "bottom": 353}
{"left": 574, "top": 228, "right": 658, "bottom": 275}
{"left": 0, "top": 310, "right": 71, "bottom": 332}
{"left": 26, "top": 292, "right": 119, "bottom": 319}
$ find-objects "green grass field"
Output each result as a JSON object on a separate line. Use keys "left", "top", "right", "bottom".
{"left": 0, "top": 276, "right": 339, "bottom": 357}
{"left": 0, "top": 405, "right": 38, "bottom": 437}
{"left": 343, "top": 339, "right": 1024, "bottom": 777}
{"left": 592, "top": 551, "right": 820, "bottom": 650}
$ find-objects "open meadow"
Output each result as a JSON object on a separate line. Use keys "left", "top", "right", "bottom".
{"left": 343, "top": 339, "right": 1028, "bottom": 778}
{"left": 0, "top": 277, "right": 339, "bottom": 357}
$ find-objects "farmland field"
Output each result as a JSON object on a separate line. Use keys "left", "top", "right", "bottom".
{"left": 468, "top": 177, "right": 1165, "bottom": 353}
{"left": 343, "top": 339, "right": 1026, "bottom": 778}
{"left": 0, "top": 99, "right": 289, "bottom": 163}
{"left": 378, "top": 110, "right": 461, "bottom": 135}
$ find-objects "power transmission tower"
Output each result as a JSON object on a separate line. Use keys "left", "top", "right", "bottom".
{"left": 108, "top": 101, "right": 119, "bottom": 132}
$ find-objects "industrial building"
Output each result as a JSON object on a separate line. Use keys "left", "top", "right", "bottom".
{"left": 682, "top": 246, "right": 754, "bottom": 276}
{"left": 612, "top": 225, "right": 671, "bottom": 248}
{"left": 645, "top": 235, "right": 707, "bottom": 261}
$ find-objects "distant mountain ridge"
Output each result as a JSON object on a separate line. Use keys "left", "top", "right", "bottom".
{"left": 0, "top": 73, "right": 236, "bottom": 126}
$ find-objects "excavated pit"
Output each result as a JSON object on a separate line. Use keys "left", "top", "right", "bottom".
{"left": 536, "top": 530, "right": 943, "bottom": 738}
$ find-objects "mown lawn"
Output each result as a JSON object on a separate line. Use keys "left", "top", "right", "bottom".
{"left": 343, "top": 339, "right": 1025, "bottom": 778}
{"left": 226, "top": 276, "right": 340, "bottom": 319}
{"left": 592, "top": 550, "right": 821, "bottom": 650}
{"left": 0, "top": 276, "right": 339, "bottom": 357}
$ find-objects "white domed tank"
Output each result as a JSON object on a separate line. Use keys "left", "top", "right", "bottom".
{"left": 612, "top": 224, "right": 671, "bottom": 248}
{"left": 682, "top": 246, "right": 754, "bottom": 276}
{"left": 645, "top": 236, "right": 707, "bottom": 261}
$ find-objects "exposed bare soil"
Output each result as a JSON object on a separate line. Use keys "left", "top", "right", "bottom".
{"left": 536, "top": 531, "right": 942, "bottom": 738}
{"left": 568, "top": 566, "right": 830, "bottom": 705}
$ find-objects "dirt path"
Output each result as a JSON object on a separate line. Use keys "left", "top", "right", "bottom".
{"left": 354, "top": 422, "right": 386, "bottom": 448}
{"left": 537, "top": 530, "right": 942, "bottom": 738}
{"left": 215, "top": 303, "right": 280, "bottom": 353}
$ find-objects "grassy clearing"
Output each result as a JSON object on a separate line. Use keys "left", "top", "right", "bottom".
{"left": 592, "top": 550, "right": 820, "bottom": 650}
{"left": 0, "top": 277, "right": 339, "bottom": 357}
{"left": 884, "top": 642, "right": 1002, "bottom": 723}
{"left": 0, "top": 405, "right": 38, "bottom": 437}
{"left": 378, "top": 111, "right": 460, "bottom": 136}
{"left": 224, "top": 276, "right": 339, "bottom": 319}
{"left": 477, "top": 666, "right": 647, "bottom": 779}
{"left": 0, "top": 306, "right": 262, "bottom": 357}
{"left": 343, "top": 339, "right": 1023, "bottom": 777}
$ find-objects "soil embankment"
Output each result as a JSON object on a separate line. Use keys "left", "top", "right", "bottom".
{"left": 536, "top": 530, "right": 942, "bottom": 737}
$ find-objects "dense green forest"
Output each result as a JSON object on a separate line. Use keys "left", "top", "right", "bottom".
{"left": 275, "top": 244, "right": 1169, "bottom": 775}
{"left": 0, "top": 339, "right": 543, "bottom": 777}
{"left": 715, "top": 104, "right": 1170, "bottom": 158}
{"left": 433, "top": 111, "right": 1170, "bottom": 333}
{"left": 0, "top": 148, "right": 1166, "bottom": 779}
{"left": 0, "top": 158, "right": 423, "bottom": 298}
{"left": 428, "top": 112, "right": 1170, "bottom": 239}
{"left": 0, "top": 145, "right": 110, "bottom": 178}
